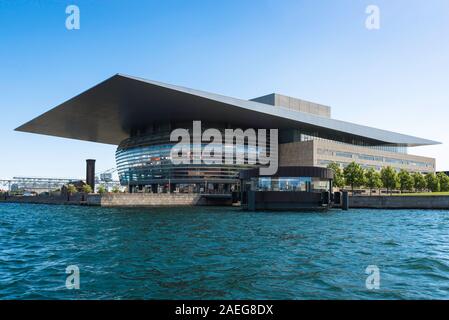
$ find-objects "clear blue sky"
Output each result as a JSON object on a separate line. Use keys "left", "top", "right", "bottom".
{"left": 1, "top": 0, "right": 448, "bottom": 179}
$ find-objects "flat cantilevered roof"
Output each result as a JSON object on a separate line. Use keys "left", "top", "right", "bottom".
{"left": 16, "top": 74, "right": 440, "bottom": 147}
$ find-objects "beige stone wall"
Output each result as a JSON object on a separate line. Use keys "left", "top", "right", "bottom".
{"left": 278, "top": 140, "right": 435, "bottom": 173}
{"left": 274, "top": 94, "right": 331, "bottom": 118}
{"left": 313, "top": 140, "right": 435, "bottom": 173}
{"left": 279, "top": 140, "right": 314, "bottom": 167}
{"left": 88, "top": 193, "right": 202, "bottom": 207}
{"left": 251, "top": 93, "right": 331, "bottom": 118}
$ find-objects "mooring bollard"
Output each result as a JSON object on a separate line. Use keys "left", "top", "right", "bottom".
{"left": 342, "top": 191, "right": 349, "bottom": 211}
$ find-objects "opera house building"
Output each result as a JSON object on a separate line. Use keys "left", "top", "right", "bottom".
{"left": 16, "top": 74, "right": 438, "bottom": 194}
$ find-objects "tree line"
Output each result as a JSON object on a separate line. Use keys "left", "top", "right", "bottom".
{"left": 327, "top": 162, "right": 449, "bottom": 195}
{"left": 65, "top": 184, "right": 121, "bottom": 194}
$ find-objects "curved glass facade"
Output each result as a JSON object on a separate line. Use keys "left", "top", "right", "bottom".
{"left": 116, "top": 122, "right": 269, "bottom": 193}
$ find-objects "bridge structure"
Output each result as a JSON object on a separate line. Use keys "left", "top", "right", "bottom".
{"left": 0, "top": 168, "right": 121, "bottom": 194}
{"left": 0, "top": 177, "right": 80, "bottom": 194}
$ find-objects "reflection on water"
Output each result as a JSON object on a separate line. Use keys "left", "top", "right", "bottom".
{"left": 1, "top": 203, "right": 449, "bottom": 299}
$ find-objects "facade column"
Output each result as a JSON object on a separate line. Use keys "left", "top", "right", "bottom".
{"left": 151, "top": 184, "right": 158, "bottom": 193}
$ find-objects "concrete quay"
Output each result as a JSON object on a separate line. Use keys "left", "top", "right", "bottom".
{"left": 0, "top": 193, "right": 232, "bottom": 207}
{"left": 349, "top": 196, "right": 449, "bottom": 210}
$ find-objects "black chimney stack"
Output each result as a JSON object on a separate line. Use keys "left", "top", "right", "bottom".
{"left": 86, "top": 159, "right": 96, "bottom": 191}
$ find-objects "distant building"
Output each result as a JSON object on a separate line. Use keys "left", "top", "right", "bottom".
{"left": 16, "top": 74, "right": 439, "bottom": 194}
{"left": 8, "top": 177, "right": 79, "bottom": 193}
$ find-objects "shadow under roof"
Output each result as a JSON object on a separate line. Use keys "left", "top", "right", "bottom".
{"left": 16, "top": 74, "right": 440, "bottom": 147}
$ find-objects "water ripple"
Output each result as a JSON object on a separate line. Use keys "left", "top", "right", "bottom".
{"left": 1, "top": 204, "right": 449, "bottom": 299}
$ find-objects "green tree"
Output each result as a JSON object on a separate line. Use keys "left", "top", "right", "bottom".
{"left": 398, "top": 170, "right": 414, "bottom": 193}
{"left": 365, "top": 168, "right": 383, "bottom": 196}
{"left": 97, "top": 185, "right": 107, "bottom": 194}
{"left": 343, "top": 162, "right": 365, "bottom": 195}
{"left": 425, "top": 173, "right": 440, "bottom": 192}
{"left": 380, "top": 166, "right": 399, "bottom": 195}
{"left": 112, "top": 186, "right": 120, "bottom": 193}
{"left": 82, "top": 184, "right": 93, "bottom": 194}
{"left": 66, "top": 184, "right": 77, "bottom": 201}
{"left": 412, "top": 172, "right": 427, "bottom": 192}
{"left": 67, "top": 184, "right": 77, "bottom": 194}
{"left": 327, "top": 162, "right": 345, "bottom": 189}
{"left": 437, "top": 172, "right": 449, "bottom": 192}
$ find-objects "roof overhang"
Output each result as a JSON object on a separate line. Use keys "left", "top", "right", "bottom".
{"left": 16, "top": 74, "right": 440, "bottom": 147}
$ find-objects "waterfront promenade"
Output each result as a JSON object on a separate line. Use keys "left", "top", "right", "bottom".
{"left": 349, "top": 195, "right": 449, "bottom": 210}
{"left": 2, "top": 193, "right": 449, "bottom": 209}
{"left": 0, "top": 193, "right": 233, "bottom": 207}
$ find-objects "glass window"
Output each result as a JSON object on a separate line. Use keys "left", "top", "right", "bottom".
{"left": 253, "top": 177, "right": 329, "bottom": 192}
{"left": 335, "top": 152, "right": 353, "bottom": 158}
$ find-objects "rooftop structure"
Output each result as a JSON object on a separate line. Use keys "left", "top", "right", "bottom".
{"left": 251, "top": 93, "right": 331, "bottom": 118}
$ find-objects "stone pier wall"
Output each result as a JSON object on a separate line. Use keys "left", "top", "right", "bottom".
{"left": 0, "top": 194, "right": 84, "bottom": 205}
{"left": 5, "top": 194, "right": 449, "bottom": 210}
{"left": 1, "top": 193, "right": 204, "bottom": 207}
{"left": 349, "top": 196, "right": 449, "bottom": 209}
{"left": 87, "top": 193, "right": 203, "bottom": 207}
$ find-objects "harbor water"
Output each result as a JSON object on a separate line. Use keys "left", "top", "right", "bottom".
{"left": 1, "top": 203, "right": 449, "bottom": 299}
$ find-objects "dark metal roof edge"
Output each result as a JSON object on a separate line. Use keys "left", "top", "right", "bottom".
{"left": 115, "top": 74, "right": 440, "bottom": 147}
{"left": 15, "top": 73, "right": 441, "bottom": 147}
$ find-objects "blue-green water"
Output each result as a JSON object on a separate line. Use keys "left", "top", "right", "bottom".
{"left": 1, "top": 203, "right": 449, "bottom": 300}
